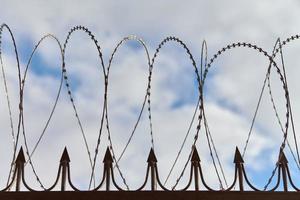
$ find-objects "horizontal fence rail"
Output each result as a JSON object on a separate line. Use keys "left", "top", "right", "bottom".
{"left": 1, "top": 191, "right": 300, "bottom": 200}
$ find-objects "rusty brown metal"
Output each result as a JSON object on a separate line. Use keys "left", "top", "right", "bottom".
{"left": 2, "top": 145, "right": 300, "bottom": 194}
{"left": 191, "top": 147, "right": 200, "bottom": 191}
{"left": 147, "top": 148, "right": 158, "bottom": 191}
{"left": 103, "top": 147, "right": 113, "bottom": 191}
{"left": 234, "top": 147, "right": 244, "bottom": 191}
{"left": 60, "top": 147, "right": 70, "bottom": 191}
{"left": 278, "top": 151, "right": 289, "bottom": 192}
{"left": 15, "top": 147, "right": 25, "bottom": 192}
{"left": 0, "top": 191, "right": 300, "bottom": 200}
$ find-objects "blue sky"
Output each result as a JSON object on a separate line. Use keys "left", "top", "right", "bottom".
{"left": 1, "top": 0, "right": 300, "bottom": 191}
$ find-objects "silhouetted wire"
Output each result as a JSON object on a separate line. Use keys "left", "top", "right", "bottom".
{"left": 241, "top": 68, "right": 269, "bottom": 158}
{"left": 162, "top": 40, "right": 226, "bottom": 188}
{"left": 267, "top": 84, "right": 300, "bottom": 171}
{"left": 202, "top": 42, "right": 289, "bottom": 191}
{"left": 163, "top": 97, "right": 200, "bottom": 186}
{"left": 257, "top": 39, "right": 288, "bottom": 190}
{"left": 268, "top": 38, "right": 300, "bottom": 168}
{"left": 202, "top": 111, "right": 224, "bottom": 189}
{"left": 198, "top": 40, "right": 229, "bottom": 188}
{"left": 200, "top": 40, "right": 208, "bottom": 83}
{"left": 93, "top": 35, "right": 152, "bottom": 190}
{"left": 153, "top": 37, "right": 202, "bottom": 189}
{"left": 62, "top": 26, "right": 107, "bottom": 188}
{"left": 0, "top": 24, "right": 23, "bottom": 189}
{"left": 266, "top": 39, "right": 300, "bottom": 171}
{"left": 19, "top": 34, "right": 64, "bottom": 189}
{"left": 203, "top": 113, "right": 229, "bottom": 188}
{"left": 263, "top": 37, "right": 300, "bottom": 190}
{"left": 163, "top": 41, "right": 207, "bottom": 187}
{"left": 267, "top": 82, "right": 300, "bottom": 172}
{"left": 145, "top": 37, "right": 203, "bottom": 190}
{"left": 239, "top": 60, "right": 288, "bottom": 190}
{"left": 22, "top": 34, "right": 63, "bottom": 163}
{"left": 0, "top": 26, "right": 16, "bottom": 149}
{"left": 106, "top": 36, "right": 151, "bottom": 165}
{"left": 203, "top": 43, "right": 269, "bottom": 190}
{"left": 198, "top": 41, "right": 224, "bottom": 188}
{"left": 278, "top": 37, "right": 300, "bottom": 168}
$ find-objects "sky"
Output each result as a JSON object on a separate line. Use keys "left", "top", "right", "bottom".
{"left": 1, "top": 0, "right": 300, "bottom": 191}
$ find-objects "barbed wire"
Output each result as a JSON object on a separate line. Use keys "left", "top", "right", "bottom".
{"left": 0, "top": 24, "right": 23, "bottom": 189}
{"left": 202, "top": 41, "right": 290, "bottom": 190}
{"left": 2, "top": 24, "right": 300, "bottom": 191}
{"left": 62, "top": 25, "right": 108, "bottom": 188}
{"left": 103, "top": 35, "right": 152, "bottom": 190}
{"left": 20, "top": 34, "right": 64, "bottom": 190}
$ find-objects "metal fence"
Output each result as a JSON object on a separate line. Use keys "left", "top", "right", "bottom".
{"left": 1, "top": 24, "right": 300, "bottom": 199}
{"left": 0, "top": 145, "right": 298, "bottom": 192}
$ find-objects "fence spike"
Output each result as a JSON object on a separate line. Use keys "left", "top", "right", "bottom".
{"left": 233, "top": 147, "right": 244, "bottom": 191}
{"left": 191, "top": 147, "right": 200, "bottom": 190}
{"left": 60, "top": 147, "right": 70, "bottom": 163}
{"left": 147, "top": 148, "right": 157, "bottom": 190}
{"left": 233, "top": 147, "right": 244, "bottom": 164}
{"left": 103, "top": 147, "right": 113, "bottom": 164}
{"left": 103, "top": 147, "right": 113, "bottom": 191}
{"left": 278, "top": 151, "right": 288, "bottom": 191}
{"left": 15, "top": 147, "right": 25, "bottom": 191}
{"left": 16, "top": 147, "right": 25, "bottom": 164}
{"left": 147, "top": 148, "right": 157, "bottom": 163}
{"left": 191, "top": 147, "right": 200, "bottom": 163}
{"left": 60, "top": 147, "right": 70, "bottom": 191}
{"left": 278, "top": 151, "right": 288, "bottom": 165}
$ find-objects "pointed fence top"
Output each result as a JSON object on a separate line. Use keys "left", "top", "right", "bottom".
{"left": 103, "top": 147, "right": 113, "bottom": 163}
{"left": 16, "top": 147, "right": 25, "bottom": 164}
{"left": 60, "top": 147, "right": 70, "bottom": 163}
{"left": 191, "top": 147, "right": 200, "bottom": 162}
{"left": 233, "top": 147, "right": 244, "bottom": 164}
{"left": 147, "top": 148, "right": 157, "bottom": 163}
{"left": 278, "top": 150, "right": 288, "bottom": 165}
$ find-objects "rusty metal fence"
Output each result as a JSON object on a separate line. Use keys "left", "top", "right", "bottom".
{"left": 0, "top": 146, "right": 298, "bottom": 192}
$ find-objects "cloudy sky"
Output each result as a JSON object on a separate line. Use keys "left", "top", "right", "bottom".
{"left": 1, "top": 0, "right": 300, "bottom": 191}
